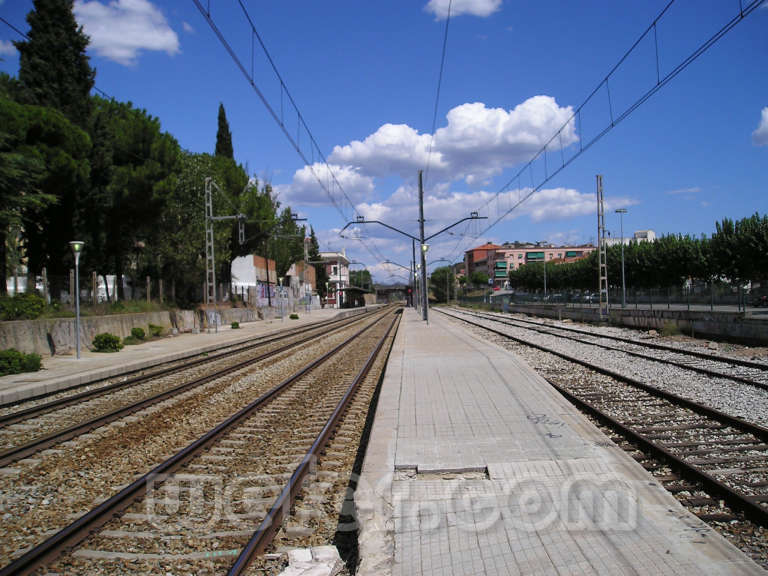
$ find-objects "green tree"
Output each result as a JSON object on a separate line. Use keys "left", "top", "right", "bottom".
{"left": 15, "top": 0, "right": 95, "bottom": 127}
{"left": 271, "top": 207, "right": 304, "bottom": 278}
{"left": 0, "top": 97, "right": 91, "bottom": 297}
{"left": 430, "top": 266, "right": 454, "bottom": 303}
{"left": 0, "top": 99, "right": 49, "bottom": 295}
{"left": 308, "top": 226, "right": 327, "bottom": 298}
{"left": 350, "top": 269, "right": 372, "bottom": 290}
{"left": 469, "top": 270, "right": 489, "bottom": 287}
{"left": 215, "top": 103, "right": 234, "bottom": 159}
{"left": 94, "top": 98, "right": 180, "bottom": 298}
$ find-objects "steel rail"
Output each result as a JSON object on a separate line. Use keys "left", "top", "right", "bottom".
{"left": 0, "top": 308, "right": 378, "bottom": 416}
{"left": 438, "top": 308, "right": 768, "bottom": 526}
{"left": 455, "top": 308, "right": 768, "bottom": 391}
{"left": 547, "top": 379, "right": 768, "bottom": 526}
{"left": 0, "top": 308, "right": 388, "bottom": 468}
{"left": 228, "top": 309, "right": 401, "bottom": 574}
{"left": 488, "top": 308, "right": 768, "bottom": 371}
{"left": 0, "top": 309, "right": 393, "bottom": 576}
{"left": 437, "top": 309, "right": 768, "bottom": 443}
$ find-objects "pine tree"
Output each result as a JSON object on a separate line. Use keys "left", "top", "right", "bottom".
{"left": 15, "top": 0, "right": 95, "bottom": 127}
{"left": 215, "top": 103, "right": 234, "bottom": 159}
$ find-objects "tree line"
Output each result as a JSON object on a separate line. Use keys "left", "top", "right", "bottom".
{"left": 506, "top": 212, "right": 768, "bottom": 292}
{"left": 1, "top": 0, "right": 320, "bottom": 306}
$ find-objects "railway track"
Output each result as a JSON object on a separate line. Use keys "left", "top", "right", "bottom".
{"left": 0, "top": 307, "right": 399, "bottom": 570}
{"left": 437, "top": 308, "right": 768, "bottom": 534}
{"left": 0, "top": 310, "right": 381, "bottom": 468}
{"left": 445, "top": 307, "right": 768, "bottom": 428}
{"left": 0, "top": 309, "right": 377, "bottom": 424}
{"left": 455, "top": 308, "right": 768, "bottom": 391}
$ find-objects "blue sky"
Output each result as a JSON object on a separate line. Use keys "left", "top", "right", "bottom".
{"left": 2, "top": 0, "right": 767, "bottom": 281}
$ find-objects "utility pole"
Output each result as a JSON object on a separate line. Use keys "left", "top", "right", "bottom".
{"left": 418, "top": 170, "right": 428, "bottom": 322}
{"left": 205, "top": 177, "right": 245, "bottom": 331}
{"left": 596, "top": 175, "right": 609, "bottom": 318}
{"left": 303, "top": 236, "right": 311, "bottom": 313}
{"left": 616, "top": 208, "right": 628, "bottom": 308}
{"left": 411, "top": 239, "right": 417, "bottom": 309}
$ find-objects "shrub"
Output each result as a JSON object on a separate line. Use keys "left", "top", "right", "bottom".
{"left": 148, "top": 323, "right": 163, "bottom": 338}
{"left": 231, "top": 321, "right": 240, "bottom": 329}
{"left": 0, "top": 293, "right": 47, "bottom": 320}
{"left": 0, "top": 348, "right": 42, "bottom": 376}
{"left": 123, "top": 335, "right": 139, "bottom": 345}
{"left": 22, "top": 352, "right": 42, "bottom": 372}
{"left": 661, "top": 321, "right": 681, "bottom": 337}
{"left": 289, "top": 313, "right": 299, "bottom": 320}
{"left": 92, "top": 332, "right": 123, "bottom": 352}
{"left": 131, "top": 327, "right": 145, "bottom": 340}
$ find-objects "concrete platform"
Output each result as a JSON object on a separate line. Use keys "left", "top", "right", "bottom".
{"left": 0, "top": 307, "right": 369, "bottom": 405}
{"left": 355, "top": 308, "right": 763, "bottom": 575}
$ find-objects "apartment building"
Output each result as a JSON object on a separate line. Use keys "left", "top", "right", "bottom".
{"left": 465, "top": 241, "right": 596, "bottom": 287}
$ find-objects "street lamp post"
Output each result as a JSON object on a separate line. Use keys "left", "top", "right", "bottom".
{"left": 69, "top": 241, "right": 84, "bottom": 359}
{"left": 616, "top": 208, "right": 628, "bottom": 308}
{"left": 340, "top": 185, "right": 486, "bottom": 321}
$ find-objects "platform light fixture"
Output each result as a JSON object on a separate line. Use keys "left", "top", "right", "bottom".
{"left": 69, "top": 241, "right": 85, "bottom": 359}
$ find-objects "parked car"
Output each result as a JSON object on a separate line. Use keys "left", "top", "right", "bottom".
{"left": 581, "top": 292, "right": 597, "bottom": 303}
{"left": 752, "top": 294, "right": 768, "bottom": 308}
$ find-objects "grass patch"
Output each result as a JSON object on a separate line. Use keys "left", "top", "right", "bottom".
{"left": 231, "top": 321, "right": 240, "bottom": 329}
{"left": 289, "top": 313, "right": 299, "bottom": 320}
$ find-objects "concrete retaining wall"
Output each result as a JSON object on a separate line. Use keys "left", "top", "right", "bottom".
{"left": 0, "top": 304, "right": 385, "bottom": 357}
{"left": 504, "top": 304, "right": 768, "bottom": 345}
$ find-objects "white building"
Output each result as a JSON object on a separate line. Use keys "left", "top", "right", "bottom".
{"left": 318, "top": 249, "right": 349, "bottom": 308}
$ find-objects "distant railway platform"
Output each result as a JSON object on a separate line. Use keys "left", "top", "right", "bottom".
{"left": 0, "top": 307, "right": 358, "bottom": 405}
{"left": 355, "top": 307, "right": 763, "bottom": 575}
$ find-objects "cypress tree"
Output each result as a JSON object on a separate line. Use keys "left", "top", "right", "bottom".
{"left": 15, "top": 0, "right": 95, "bottom": 127}
{"left": 215, "top": 103, "right": 234, "bottom": 159}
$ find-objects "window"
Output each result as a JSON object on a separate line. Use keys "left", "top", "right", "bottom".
{"left": 548, "top": 253, "right": 553, "bottom": 258}
{"left": 332, "top": 265, "right": 338, "bottom": 276}
{"left": 518, "top": 254, "right": 523, "bottom": 259}
{"left": 557, "top": 253, "right": 562, "bottom": 258}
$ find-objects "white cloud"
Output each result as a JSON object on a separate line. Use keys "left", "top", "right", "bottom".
{"left": 752, "top": 107, "right": 768, "bottom": 146}
{"left": 273, "top": 163, "right": 375, "bottom": 207}
{"left": 425, "top": 0, "right": 502, "bottom": 20}
{"left": 330, "top": 123, "right": 443, "bottom": 179}
{"left": 434, "top": 97, "right": 577, "bottom": 181}
{"left": 330, "top": 96, "right": 576, "bottom": 184}
{"left": 74, "top": 0, "right": 180, "bottom": 66}
{"left": 182, "top": 21, "right": 195, "bottom": 34}
{"left": 665, "top": 186, "right": 701, "bottom": 195}
{"left": 0, "top": 39, "right": 16, "bottom": 57}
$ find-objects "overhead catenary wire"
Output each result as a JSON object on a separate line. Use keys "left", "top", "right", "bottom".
{"left": 446, "top": 0, "right": 766, "bottom": 265}
{"left": 192, "top": 0, "right": 389, "bottom": 267}
{"left": 423, "top": 0, "right": 452, "bottom": 192}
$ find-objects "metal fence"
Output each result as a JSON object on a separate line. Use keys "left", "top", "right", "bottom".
{"left": 458, "top": 282, "right": 767, "bottom": 313}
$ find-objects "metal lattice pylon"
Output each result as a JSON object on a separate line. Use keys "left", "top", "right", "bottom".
{"left": 596, "top": 174, "right": 609, "bottom": 318}
{"left": 204, "top": 177, "right": 216, "bottom": 306}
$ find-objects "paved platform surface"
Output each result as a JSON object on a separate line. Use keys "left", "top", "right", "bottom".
{"left": 0, "top": 307, "right": 358, "bottom": 405}
{"left": 355, "top": 308, "right": 763, "bottom": 575}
